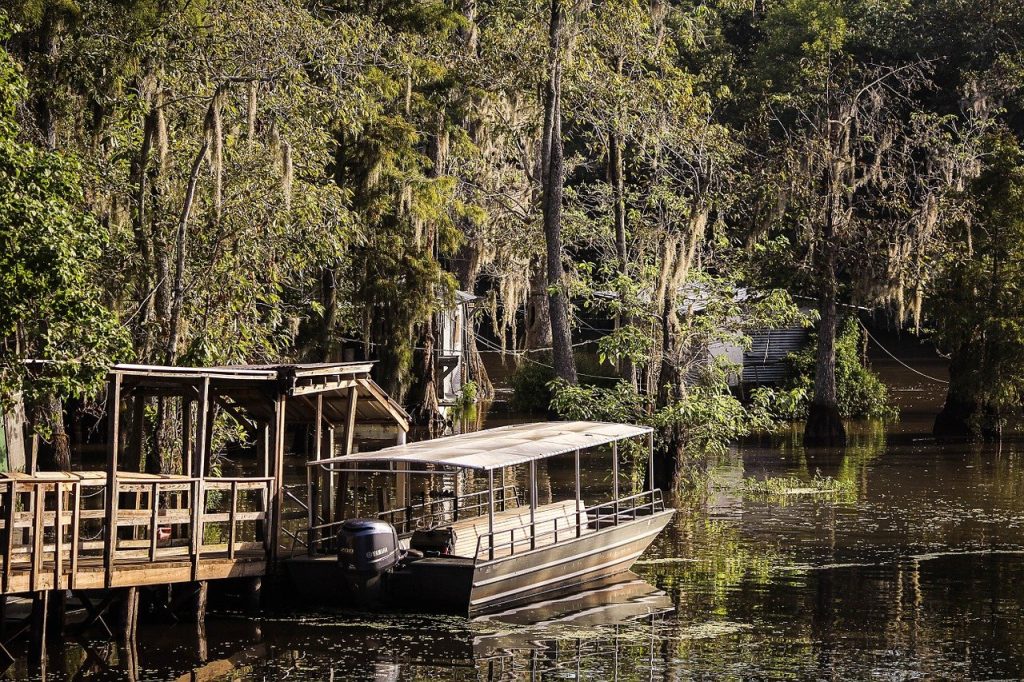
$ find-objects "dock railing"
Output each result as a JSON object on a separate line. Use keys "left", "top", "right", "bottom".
{"left": 473, "top": 489, "right": 666, "bottom": 563}
{"left": 0, "top": 474, "right": 273, "bottom": 594}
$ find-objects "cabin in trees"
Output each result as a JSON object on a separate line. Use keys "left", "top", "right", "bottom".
{"left": 437, "top": 290, "right": 482, "bottom": 407}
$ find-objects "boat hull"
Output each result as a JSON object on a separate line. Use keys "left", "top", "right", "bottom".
{"left": 467, "top": 508, "right": 675, "bottom": 615}
{"left": 283, "top": 508, "right": 675, "bottom": 616}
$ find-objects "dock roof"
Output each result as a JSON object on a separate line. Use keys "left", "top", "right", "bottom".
{"left": 108, "top": 362, "right": 409, "bottom": 429}
{"left": 312, "top": 421, "right": 652, "bottom": 472}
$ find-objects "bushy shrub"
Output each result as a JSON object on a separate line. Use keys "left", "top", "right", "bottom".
{"left": 509, "top": 357, "right": 556, "bottom": 413}
{"left": 783, "top": 317, "right": 895, "bottom": 420}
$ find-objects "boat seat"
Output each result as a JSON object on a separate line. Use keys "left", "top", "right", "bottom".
{"left": 447, "top": 500, "right": 587, "bottom": 559}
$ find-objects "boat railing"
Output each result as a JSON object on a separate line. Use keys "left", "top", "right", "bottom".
{"left": 473, "top": 489, "right": 666, "bottom": 563}
{"left": 297, "top": 485, "right": 523, "bottom": 554}
{"left": 379, "top": 485, "right": 521, "bottom": 536}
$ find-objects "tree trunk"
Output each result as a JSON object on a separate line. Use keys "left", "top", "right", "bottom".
{"left": 165, "top": 138, "right": 210, "bottom": 364}
{"left": 540, "top": 0, "right": 577, "bottom": 385}
{"left": 409, "top": 122, "right": 446, "bottom": 425}
{"left": 804, "top": 289, "right": 846, "bottom": 446}
{"left": 525, "top": 255, "right": 552, "bottom": 350}
{"left": 3, "top": 393, "right": 28, "bottom": 472}
{"left": 455, "top": 240, "right": 493, "bottom": 399}
{"left": 934, "top": 344, "right": 999, "bottom": 440}
{"left": 804, "top": 158, "right": 847, "bottom": 447}
{"left": 320, "top": 267, "right": 338, "bottom": 362}
{"left": 607, "top": 69, "right": 635, "bottom": 386}
{"left": 36, "top": 397, "right": 71, "bottom": 471}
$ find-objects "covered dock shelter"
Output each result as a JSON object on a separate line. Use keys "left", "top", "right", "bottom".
{"left": 0, "top": 361, "right": 410, "bottom": 607}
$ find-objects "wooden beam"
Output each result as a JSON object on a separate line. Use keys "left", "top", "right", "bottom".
{"left": 270, "top": 394, "right": 286, "bottom": 563}
{"left": 357, "top": 379, "right": 410, "bottom": 432}
{"left": 193, "top": 379, "right": 210, "bottom": 479}
{"left": 131, "top": 395, "right": 146, "bottom": 473}
{"left": 191, "top": 378, "right": 210, "bottom": 582}
{"left": 182, "top": 398, "right": 193, "bottom": 478}
{"left": 342, "top": 386, "right": 358, "bottom": 456}
{"left": 104, "top": 373, "right": 122, "bottom": 587}
{"left": 289, "top": 379, "right": 357, "bottom": 397}
{"left": 213, "top": 396, "right": 256, "bottom": 432}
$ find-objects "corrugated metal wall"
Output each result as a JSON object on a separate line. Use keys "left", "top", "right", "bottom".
{"left": 742, "top": 326, "right": 809, "bottom": 385}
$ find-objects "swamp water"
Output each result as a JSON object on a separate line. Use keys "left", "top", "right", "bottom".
{"left": 16, "top": 359, "right": 1024, "bottom": 680}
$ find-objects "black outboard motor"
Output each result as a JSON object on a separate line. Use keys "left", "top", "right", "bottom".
{"left": 337, "top": 518, "right": 400, "bottom": 606}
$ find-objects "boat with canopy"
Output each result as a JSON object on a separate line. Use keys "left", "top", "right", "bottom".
{"left": 284, "top": 421, "right": 674, "bottom": 615}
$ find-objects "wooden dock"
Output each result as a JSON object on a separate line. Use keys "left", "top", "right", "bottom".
{"left": 0, "top": 361, "right": 410, "bottom": 667}
{"left": 0, "top": 472, "right": 271, "bottom": 595}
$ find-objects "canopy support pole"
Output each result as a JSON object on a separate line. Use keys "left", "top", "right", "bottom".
{"left": 487, "top": 469, "right": 495, "bottom": 561}
{"left": 529, "top": 460, "right": 537, "bottom": 550}
{"left": 647, "top": 431, "right": 655, "bottom": 493}
{"left": 575, "top": 449, "right": 581, "bottom": 538}
{"left": 612, "top": 440, "right": 619, "bottom": 525}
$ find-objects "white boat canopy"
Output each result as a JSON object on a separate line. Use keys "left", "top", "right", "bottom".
{"left": 310, "top": 421, "right": 653, "bottom": 472}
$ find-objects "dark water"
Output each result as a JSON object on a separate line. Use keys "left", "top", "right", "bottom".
{"left": 16, "top": 354, "right": 1024, "bottom": 680}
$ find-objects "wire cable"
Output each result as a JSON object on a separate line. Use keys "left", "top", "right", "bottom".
{"left": 858, "top": 319, "right": 949, "bottom": 385}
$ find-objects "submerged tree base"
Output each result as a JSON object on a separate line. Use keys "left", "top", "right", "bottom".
{"left": 933, "top": 394, "right": 1002, "bottom": 442}
{"left": 803, "top": 402, "right": 847, "bottom": 447}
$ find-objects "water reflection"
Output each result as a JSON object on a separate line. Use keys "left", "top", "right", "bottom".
{"left": 13, "top": 399, "right": 1024, "bottom": 678}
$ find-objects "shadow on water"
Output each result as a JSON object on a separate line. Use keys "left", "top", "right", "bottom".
{"left": 13, "top": 353, "right": 1024, "bottom": 680}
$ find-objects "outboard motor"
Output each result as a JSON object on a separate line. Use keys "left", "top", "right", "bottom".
{"left": 337, "top": 518, "right": 400, "bottom": 606}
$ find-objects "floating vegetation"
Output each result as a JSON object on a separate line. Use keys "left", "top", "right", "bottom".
{"left": 742, "top": 474, "right": 855, "bottom": 499}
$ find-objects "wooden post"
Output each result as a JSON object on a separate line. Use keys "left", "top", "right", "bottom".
{"left": 47, "top": 590, "right": 66, "bottom": 643}
{"left": 323, "top": 425, "right": 335, "bottom": 527}
{"left": 228, "top": 480, "right": 238, "bottom": 559}
{"left": 30, "top": 484, "right": 44, "bottom": 592}
{"left": 28, "top": 432, "right": 39, "bottom": 475}
{"left": 104, "top": 372, "right": 122, "bottom": 586}
{"left": 342, "top": 386, "right": 358, "bottom": 456}
{"left": 270, "top": 394, "right": 286, "bottom": 563}
{"left": 310, "top": 395, "right": 323, "bottom": 550}
{"left": 131, "top": 393, "right": 146, "bottom": 472}
{"left": 182, "top": 398, "right": 193, "bottom": 477}
{"left": 191, "top": 378, "right": 210, "bottom": 581}
{"left": 2, "top": 482, "right": 14, "bottom": 594}
{"left": 29, "top": 590, "right": 48, "bottom": 664}
{"left": 69, "top": 481, "right": 80, "bottom": 590}
{"left": 149, "top": 482, "right": 159, "bottom": 562}
{"left": 53, "top": 482, "right": 63, "bottom": 588}
{"left": 306, "top": 465, "right": 317, "bottom": 553}
{"left": 193, "top": 581, "right": 208, "bottom": 624}
{"left": 194, "top": 379, "right": 210, "bottom": 480}
{"left": 118, "top": 586, "right": 139, "bottom": 641}
{"left": 257, "top": 422, "right": 270, "bottom": 478}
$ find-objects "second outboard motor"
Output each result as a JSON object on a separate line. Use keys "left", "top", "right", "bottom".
{"left": 337, "top": 518, "right": 400, "bottom": 606}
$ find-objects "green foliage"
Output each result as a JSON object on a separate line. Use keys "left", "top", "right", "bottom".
{"left": 0, "top": 19, "right": 128, "bottom": 408}
{"left": 927, "top": 132, "right": 1024, "bottom": 432}
{"left": 783, "top": 317, "right": 895, "bottom": 420}
{"left": 509, "top": 358, "right": 555, "bottom": 414}
{"left": 549, "top": 378, "right": 771, "bottom": 472}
